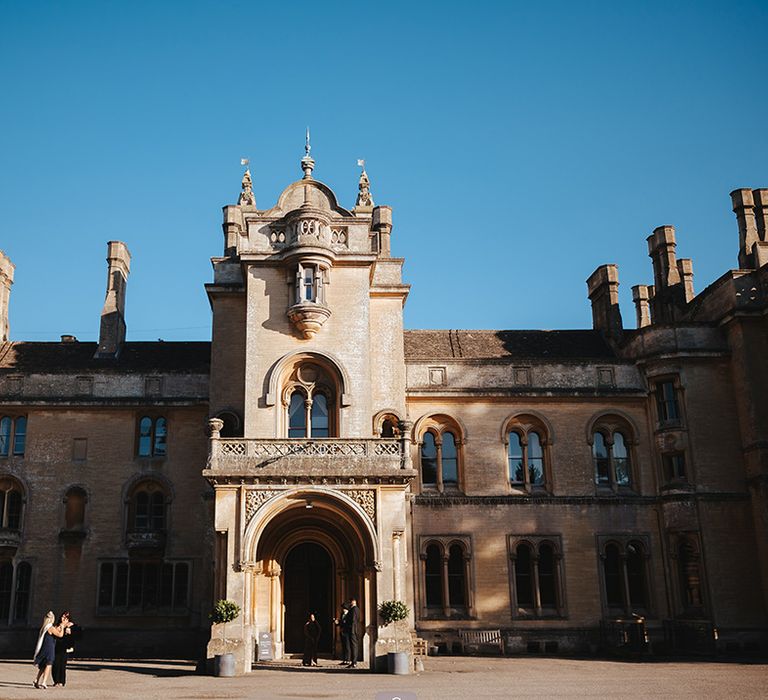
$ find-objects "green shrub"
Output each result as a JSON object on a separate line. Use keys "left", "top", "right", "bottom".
{"left": 210, "top": 599, "right": 240, "bottom": 626}
{"left": 378, "top": 600, "right": 409, "bottom": 625}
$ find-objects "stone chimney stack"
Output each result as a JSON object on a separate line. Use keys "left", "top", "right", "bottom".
{"left": 647, "top": 225, "right": 690, "bottom": 323}
{"left": 731, "top": 189, "right": 762, "bottom": 269}
{"left": 0, "top": 250, "right": 15, "bottom": 342}
{"left": 749, "top": 189, "right": 768, "bottom": 268}
{"left": 631, "top": 284, "right": 652, "bottom": 328}
{"left": 372, "top": 205, "right": 393, "bottom": 257}
{"left": 95, "top": 241, "right": 131, "bottom": 359}
{"left": 586, "top": 264, "right": 623, "bottom": 337}
{"left": 676, "top": 258, "right": 694, "bottom": 303}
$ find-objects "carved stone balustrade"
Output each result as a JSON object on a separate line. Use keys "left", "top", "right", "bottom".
{"left": 0, "top": 528, "right": 21, "bottom": 552}
{"left": 126, "top": 530, "right": 166, "bottom": 551}
{"left": 205, "top": 438, "right": 415, "bottom": 483}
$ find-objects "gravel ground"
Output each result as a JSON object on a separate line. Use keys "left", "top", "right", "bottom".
{"left": 0, "top": 656, "right": 766, "bottom": 699}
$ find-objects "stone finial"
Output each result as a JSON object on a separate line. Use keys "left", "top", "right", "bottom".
{"left": 95, "top": 241, "right": 131, "bottom": 359}
{"left": 586, "top": 264, "right": 623, "bottom": 337}
{"left": 301, "top": 127, "right": 315, "bottom": 179}
{"left": 238, "top": 168, "right": 256, "bottom": 207}
{"left": 355, "top": 160, "right": 374, "bottom": 209}
{"left": 207, "top": 417, "right": 224, "bottom": 439}
{"left": 0, "top": 249, "right": 15, "bottom": 342}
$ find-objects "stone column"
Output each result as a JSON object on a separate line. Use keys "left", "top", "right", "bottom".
{"left": 731, "top": 188, "right": 760, "bottom": 269}
{"left": 631, "top": 285, "right": 652, "bottom": 328}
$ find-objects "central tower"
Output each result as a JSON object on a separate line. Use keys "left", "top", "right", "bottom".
{"left": 204, "top": 143, "right": 415, "bottom": 672}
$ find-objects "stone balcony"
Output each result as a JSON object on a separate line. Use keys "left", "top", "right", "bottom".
{"left": 126, "top": 530, "right": 166, "bottom": 551}
{"left": 204, "top": 437, "right": 416, "bottom": 484}
{"left": 0, "top": 528, "right": 21, "bottom": 551}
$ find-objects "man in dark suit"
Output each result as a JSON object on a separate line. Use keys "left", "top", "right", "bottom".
{"left": 335, "top": 603, "right": 350, "bottom": 665}
{"left": 345, "top": 598, "right": 360, "bottom": 668}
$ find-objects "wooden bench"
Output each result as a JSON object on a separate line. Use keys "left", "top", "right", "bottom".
{"left": 458, "top": 629, "right": 504, "bottom": 655}
{"left": 412, "top": 637, "right": 428, "bottom": 657}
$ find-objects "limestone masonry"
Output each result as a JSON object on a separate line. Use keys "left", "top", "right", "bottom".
{"left": 0, "top": 148, "right": 766, "bottom": 671}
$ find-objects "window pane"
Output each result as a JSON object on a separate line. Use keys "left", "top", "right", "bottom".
{"left": 174, "top": 563, "right": 189, "bottom": 608}
{"left": 515, "top": 544, "right": 533, "bottom": 606}
{"left": 98, "top": 563, "right": 114, "bottom": 608}
{"left": 138, "top": 417, "right": 152, "bottom": 456}
{"left": 538, "top": 543, "right": 556, "bottom": 607}
{"left": 442, "top": 432, "right": 458, "bottom": 485}
{"left": 626, "top": 542, "right": 647, "bottom": 609}
{"left": 420, "top": 432, "right": 438, "bottom": 485}
{"left": 304, "top": 267, "right": 314, "bottom": 301}
{"left": 150, "top": 492, "right": 165, "bottom": 531}
{"left": 11, "top": 417, "right": 26, "bottom": 456}
{"left": 143, "top": 563, "right": 160, "bottom": 609}
{"left": 161, "top": 563, "right": 173, "bottom": 607}
{"left": 153, "top": 418, "right": 167, "bottom": 457}
{"left": 678, "top": 541, "right": 703, "bottom": 610}
{"left": 425, "top": 544, "right": 442, "bottom": 607}
{"left": 310, "top": 394, "right": 329, "bottom": 438}
{"left": 115, "top": 563, "right": 128, "bottom": 607}
{"left": 613, "top": 432, "right": 630, "bottom": 486}
{"left": 6, "top": 491, "right": 21, "bottom": 530}
{"left": 508, "top": 432, "right": 524, "bottom": 483}
{"left": 0, "top": 562, "right": 13, "bottom": 620}
{"left": 288, "top": 392, "right": 306, "bottom": 438}
{"left": 603, "top": 544, "right": 623, "bottom": 608}
{"left": 13, "top": 562, "right": 31, "bottom": 622}
{"left": 663, "top": 453, "right": 686, "bottom": 481}
{"left": 528, "top": 432, "right": 545, "bottom": 486}
{"left": 0, "top": 417, "right": 10, "bottom": 457}
{"left": 447, "top": 544, "right": 466, "bottom": 607}
{"left": 128, "top": 562, "right": 144, "bottom": 607}
{"left": 135, "top": 492, "right": 149, "bottom": 530}
{"left": 593, "top": 433, "right": 610, "bottom": 485}
{"left": 657, "top": 381, "right": 679, "bottom": 421}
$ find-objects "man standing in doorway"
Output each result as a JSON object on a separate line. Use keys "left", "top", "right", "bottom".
{"left": 335, "top": 603, "right": 350, "bottom": 665}
{"left": 346, "top": 598, "right": 360, "bottom": 668}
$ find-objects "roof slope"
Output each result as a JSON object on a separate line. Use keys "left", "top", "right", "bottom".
{"left": 403, "top": 330, "right": 617, "bottom": 361}
{"left": 0, "top": 341, "right": 211, "bottom": 374}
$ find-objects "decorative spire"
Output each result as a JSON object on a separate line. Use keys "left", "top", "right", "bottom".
{"left": 355, "top": 159, "right": 374, "bottom": 208}
{"left": 238, "top": 158, "right": 256, "bottom": 207}
{"left": 301, "top": 127, "right": 315, "bottom": 179}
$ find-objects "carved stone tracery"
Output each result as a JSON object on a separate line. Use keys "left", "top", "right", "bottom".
{"left": 347, "top": 489, "right": 376, "bottom": 522}
{"left": 245, "top": 489, "right": 278, "bottom": 522}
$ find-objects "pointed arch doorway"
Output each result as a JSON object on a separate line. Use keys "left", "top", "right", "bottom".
{"left": 283, "top": 542, "right": 333, "bottom": 653}
{"left": 249, "top": 489, "right": 379, "bottom": 664}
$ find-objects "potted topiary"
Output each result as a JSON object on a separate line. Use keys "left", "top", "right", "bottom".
{"left": 210, "top": 599, "right": 241, "bottom": 677}
{"left": 379, "top": 600, "right": 410, "bottom": 675}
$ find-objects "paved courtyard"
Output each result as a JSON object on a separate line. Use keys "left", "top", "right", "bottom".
{"left": 0, "top": 656, "right": 765, "bottom": 699}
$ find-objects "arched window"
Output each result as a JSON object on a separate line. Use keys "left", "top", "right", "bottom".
{"left": 311, "top": 393, "right": 329, "bottom": 438}
{"left": 590, "top": 415, "right": 635, "bottom": 490}
{"left": 0, "top": 478, "right": 24, "bottom": 530}
{"left": 514, "top": 543, "right": 534, "bottom": 607}
{"left": 217, "top": 411, "right": 242, "bottom": 438}
{"left": 441, "top": 433, "right": 458, "bottom": 486}
{"left": 137, "top": 417, "right": 167, "bottom": 458}
{"left": 0, "top": 416, "right": 27, "bottom": 458}
{"left": 424, "top": 544, "right": 442, "bottom": 607}
{"left": 600, "top": 538, "right": 649, "bottom": 615}
{"left": 282, "top": 361, "right": 338, "bottom": 438}
{"left": 420, "top": 432, "right": 438, "bottom": 485}
{"left": 0, "top": 560, "right": 32, "bottom": 624}
{"left": 288, "top": 391, "right": 307, "bottom": 438}
{"left": 418, "top": 416, "right": 464, "bottom": 492}
{"left": 421, "top": 537, "right": 472, "bottom": 618}
{"left": 129, "top": 482, "right": 167, "bottom": 533}
{"left": 510, "top": 536, "right": 564, "bottom": 617}
{"left": 505, "top": 415, "right": 550, "bottom": 491}
{"left": 447, "top": 544, "right": 466, "bottom": 606}
{"left": 64, "top": 487, "right": 87, "bottom": 530}
{"left": 375, "top": 412, "right": 401, "bottom": 438}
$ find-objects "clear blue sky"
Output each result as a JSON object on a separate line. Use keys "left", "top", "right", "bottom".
{"left": 1, "top": 1, "right": 766, "bottom": 341}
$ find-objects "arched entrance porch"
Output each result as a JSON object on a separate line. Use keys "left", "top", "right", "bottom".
{"left": 245, "top": 488, "right": 379, "bottom": 666}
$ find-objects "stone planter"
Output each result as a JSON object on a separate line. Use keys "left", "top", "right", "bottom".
{"left": 387, "top": 651, "right": 410, "bottom": 675}
{"left": 213, "top": 652, "right": 235, "bottom": 677}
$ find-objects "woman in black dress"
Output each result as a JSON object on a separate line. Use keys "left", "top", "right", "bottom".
{"left": 302, "top": 613, "right": 321, "bottom": 666}
{"left": 52, "top": 611, "right": 73, "bottom": 687}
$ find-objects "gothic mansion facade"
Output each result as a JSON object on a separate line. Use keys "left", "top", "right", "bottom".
{"left": 0, "top": 154, "right": 766, "bottom": 670}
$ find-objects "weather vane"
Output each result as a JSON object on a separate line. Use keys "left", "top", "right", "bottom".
{"left": 241, "top": 157, "right": 250, "bottom": 168}
{"left": 305, "top": 127, "right": 311, "bottom": 157}
{"left": 357, "top": 159, "right": 365, "bottom": 169}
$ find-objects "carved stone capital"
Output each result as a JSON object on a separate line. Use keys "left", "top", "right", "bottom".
{"left": 207, "top": 417, "right": 224, "bottom": 438}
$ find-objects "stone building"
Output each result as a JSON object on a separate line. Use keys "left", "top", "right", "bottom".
{"left": 0, "top": 146, "right": 766, "bottom": 671}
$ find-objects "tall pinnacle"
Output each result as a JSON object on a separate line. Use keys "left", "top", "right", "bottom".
{"left": 301, "top": 127, "right": 315, "bottom": 179}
